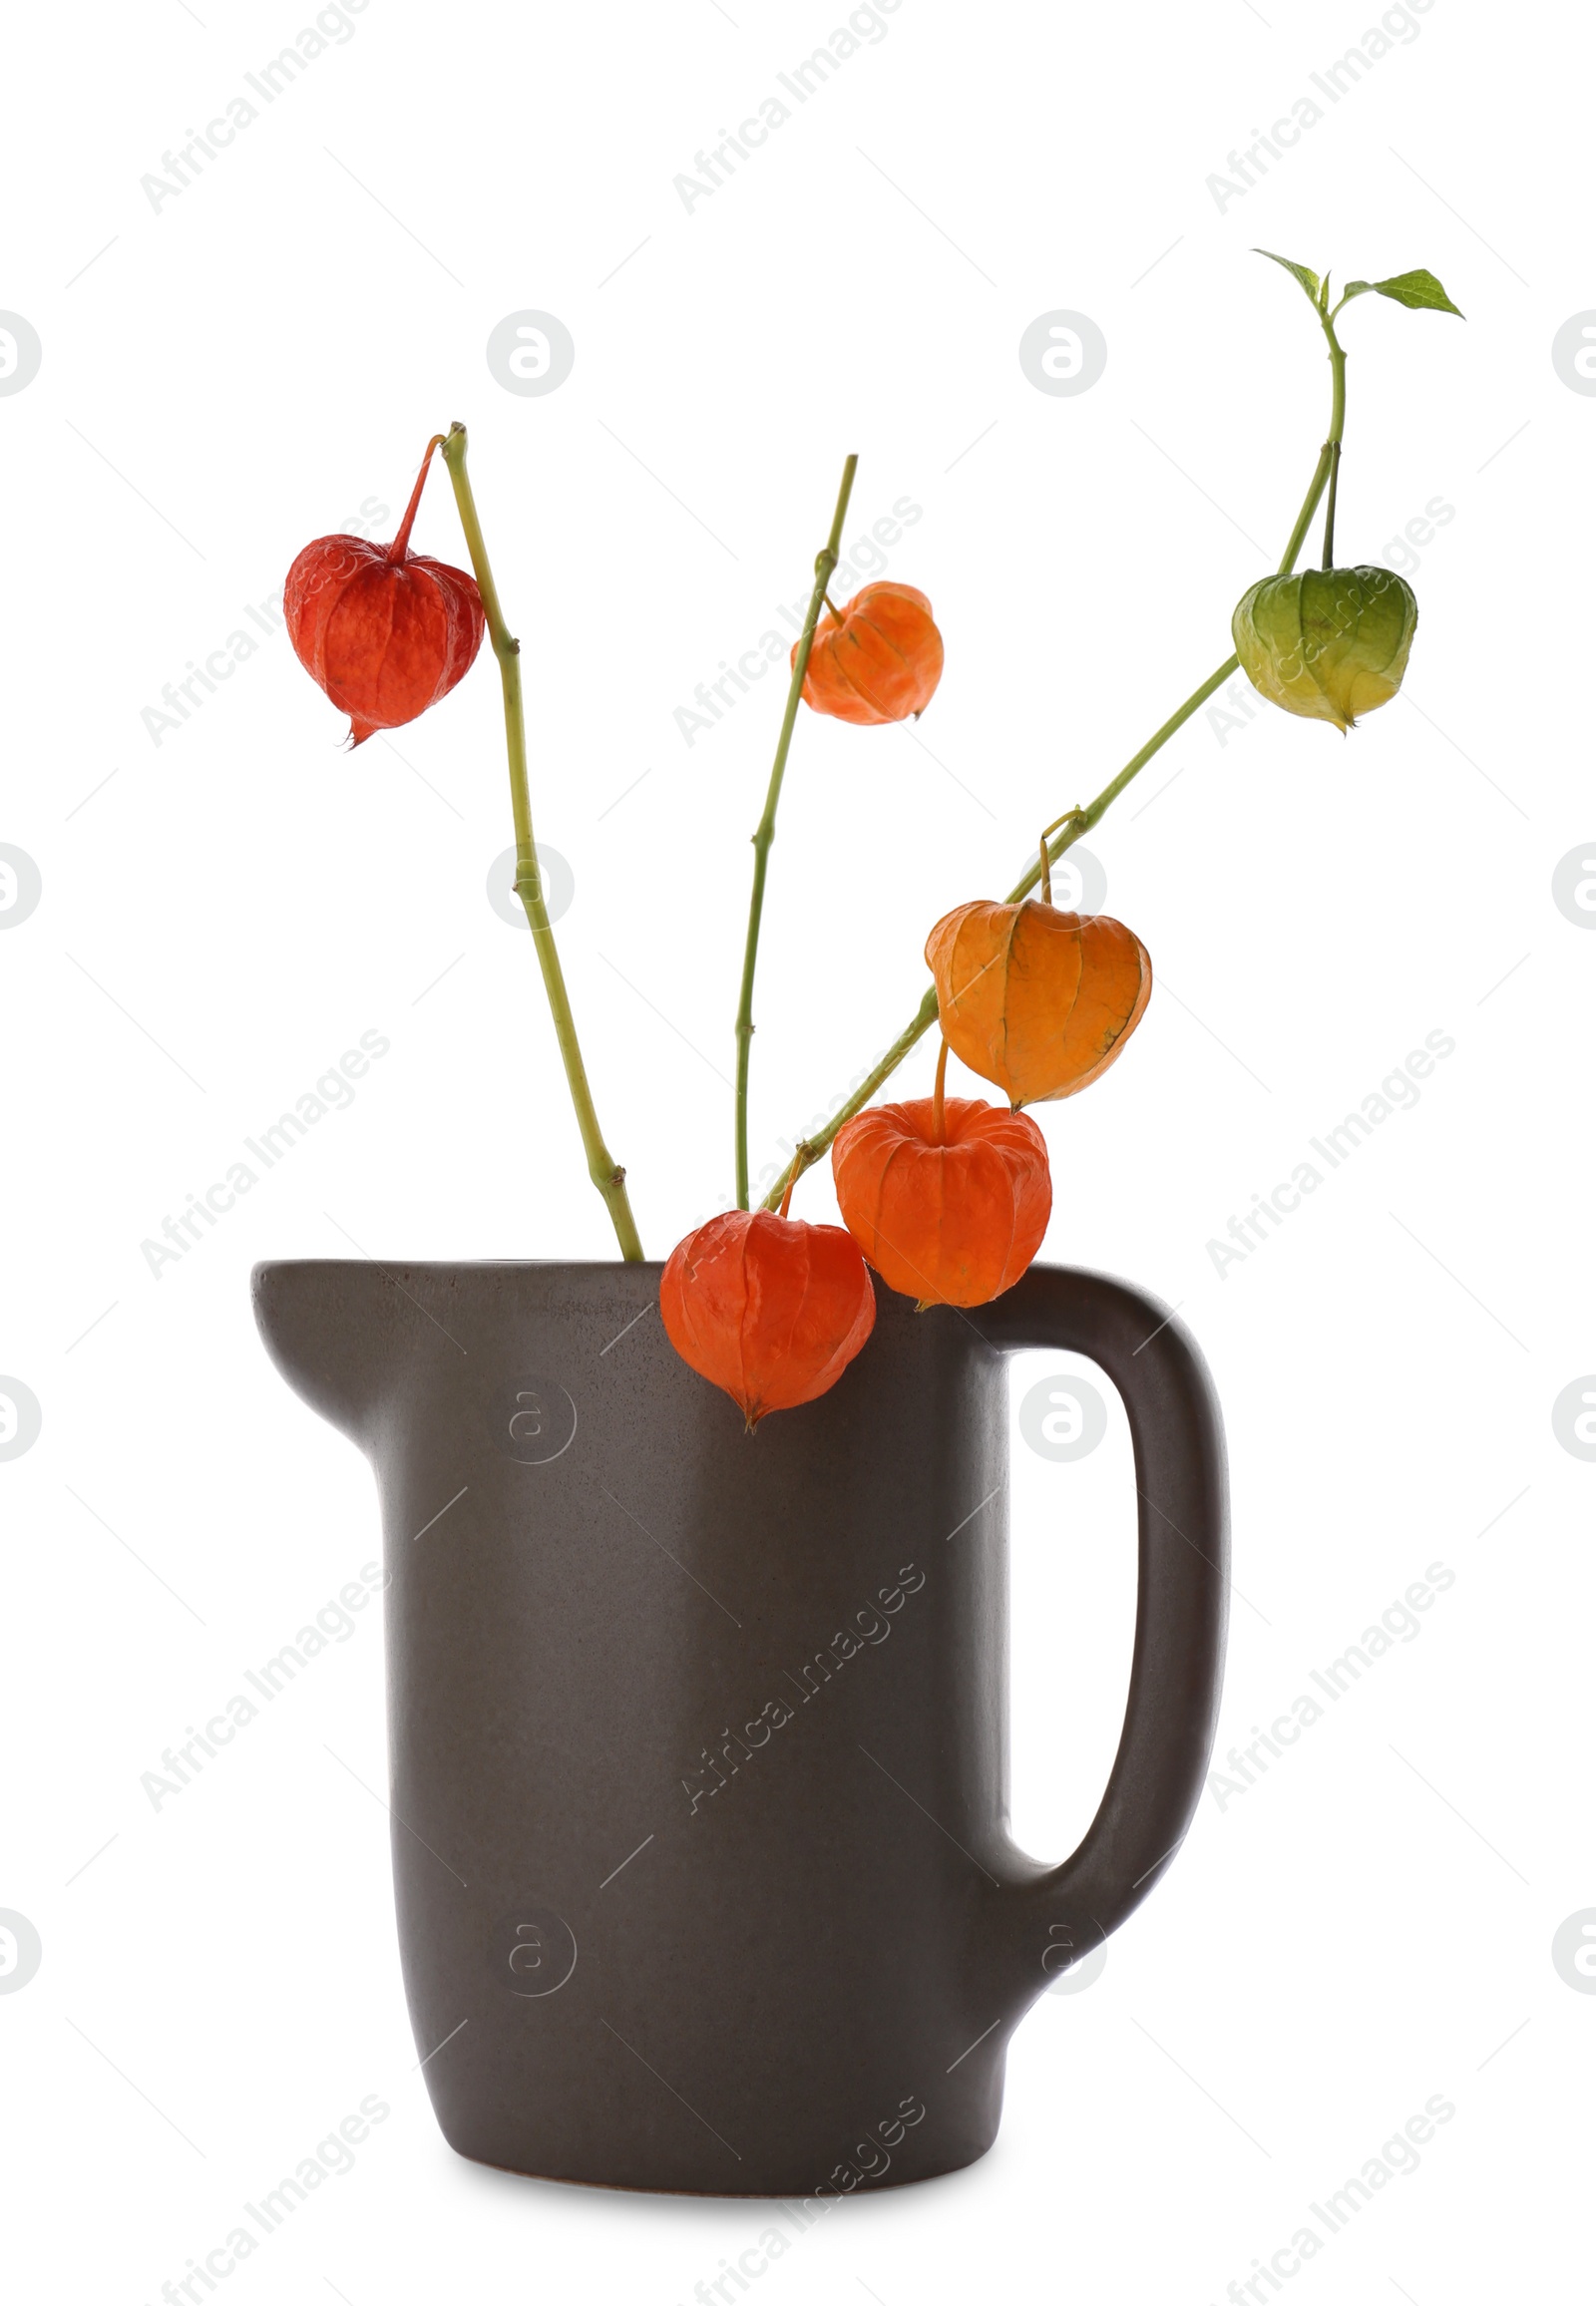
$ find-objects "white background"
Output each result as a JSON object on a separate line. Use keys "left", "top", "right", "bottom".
{"left": 2, "top": 0, "right": 1589, "bottom": 2298}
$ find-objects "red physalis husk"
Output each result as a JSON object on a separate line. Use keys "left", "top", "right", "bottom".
{"left": 284, "top": 437, "right": 485, "bottom": 746}
{"left": 660, "top": 1208, "right": 877, "bottom": 1429}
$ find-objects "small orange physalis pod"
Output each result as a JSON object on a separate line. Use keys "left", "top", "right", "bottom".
{"left": 794, "top": 582, "right": 944, "bottom": 725}
{"left": 926, "top": 900, "right": 1151, "bottom": 1107}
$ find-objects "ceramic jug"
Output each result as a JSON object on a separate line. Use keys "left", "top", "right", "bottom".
{"left": 253, "top": 1256, "right": 1227, "bottom": 2195}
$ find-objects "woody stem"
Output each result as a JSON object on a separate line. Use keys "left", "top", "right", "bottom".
{"left": 759, "top": 341, "right": 1348, "bottom": 1214}
{"left": 439, "top": 422, "right": 644, "bottom": 1263}
{"left": 733, "top": 452, "right": 858, "bottom": 1211}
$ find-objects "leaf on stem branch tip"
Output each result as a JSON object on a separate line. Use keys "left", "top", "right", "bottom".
{"left": 1341, "top": 267, "right": 1465, "bottom": 317}
{"left": 1254, "top": 249, "right": 1322, "bottom": 303}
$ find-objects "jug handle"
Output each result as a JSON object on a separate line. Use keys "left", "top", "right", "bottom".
{"left": 976, "top": 1265, "right": 1229, "bottom": 1999}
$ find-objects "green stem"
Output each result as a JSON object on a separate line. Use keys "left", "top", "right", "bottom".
{"left": 734, "top": 453, "right": 858, "bottom": 1210}
{"left": 758, "top": 654, "right": 1240, "bottom": 1205}
{"left": 440, "top": 423, "right": 644, "bottom": 1263}
{"left": 1279, "top": 306, "right": 1347, "bottom": 574}
{"left": 1005, "top": 655, "right": 1242, "bottom": 904}
{"left": 759, "top": 330, "right": 1349, "bottom": 1215}
{"left": 1321, "top": 444, "right": 1342, "bottom": 570}
{"left": 765, "top": 988, "right": 943, "bottom": 1209}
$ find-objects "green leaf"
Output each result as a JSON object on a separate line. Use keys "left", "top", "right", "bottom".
{"left": 1254, "top": 248, "right": 1322, "bottom": 305}
{"left": 1373, "top": 267, "right": 1465, "bottom": 317}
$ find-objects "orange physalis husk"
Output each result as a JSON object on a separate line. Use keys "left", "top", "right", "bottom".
{"left": 660, "top": 1209, "right": 877, "bottom": 1429}
{"left": 284, "top": 437, "right": 485, "bottom": 747}
{"left": 832, "top": 1095, "right": 1051, "bottom": 1310}
{"left": 792, "top": 581, "right": 944, "bottom": 725}
{"left": 925, "top": 901, "right": 1151, "bottom": 1107}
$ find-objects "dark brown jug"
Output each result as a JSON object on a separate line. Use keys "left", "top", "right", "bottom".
{"left": 252, "top": 1258, "right": 1228, "bottom": 2196}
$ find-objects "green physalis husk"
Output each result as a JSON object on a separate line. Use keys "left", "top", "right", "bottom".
{"left": 1232, "top": 566, "right": 1417, "bottom": 732}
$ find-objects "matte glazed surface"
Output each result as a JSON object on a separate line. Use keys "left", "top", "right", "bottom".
{"left": 252, "top": 1259, "right": 1228, "bottom": 2195}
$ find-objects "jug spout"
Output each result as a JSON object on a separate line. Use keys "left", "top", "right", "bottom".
{"left": 251, "top": 1259, "right": 396, "bottom": 1450}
